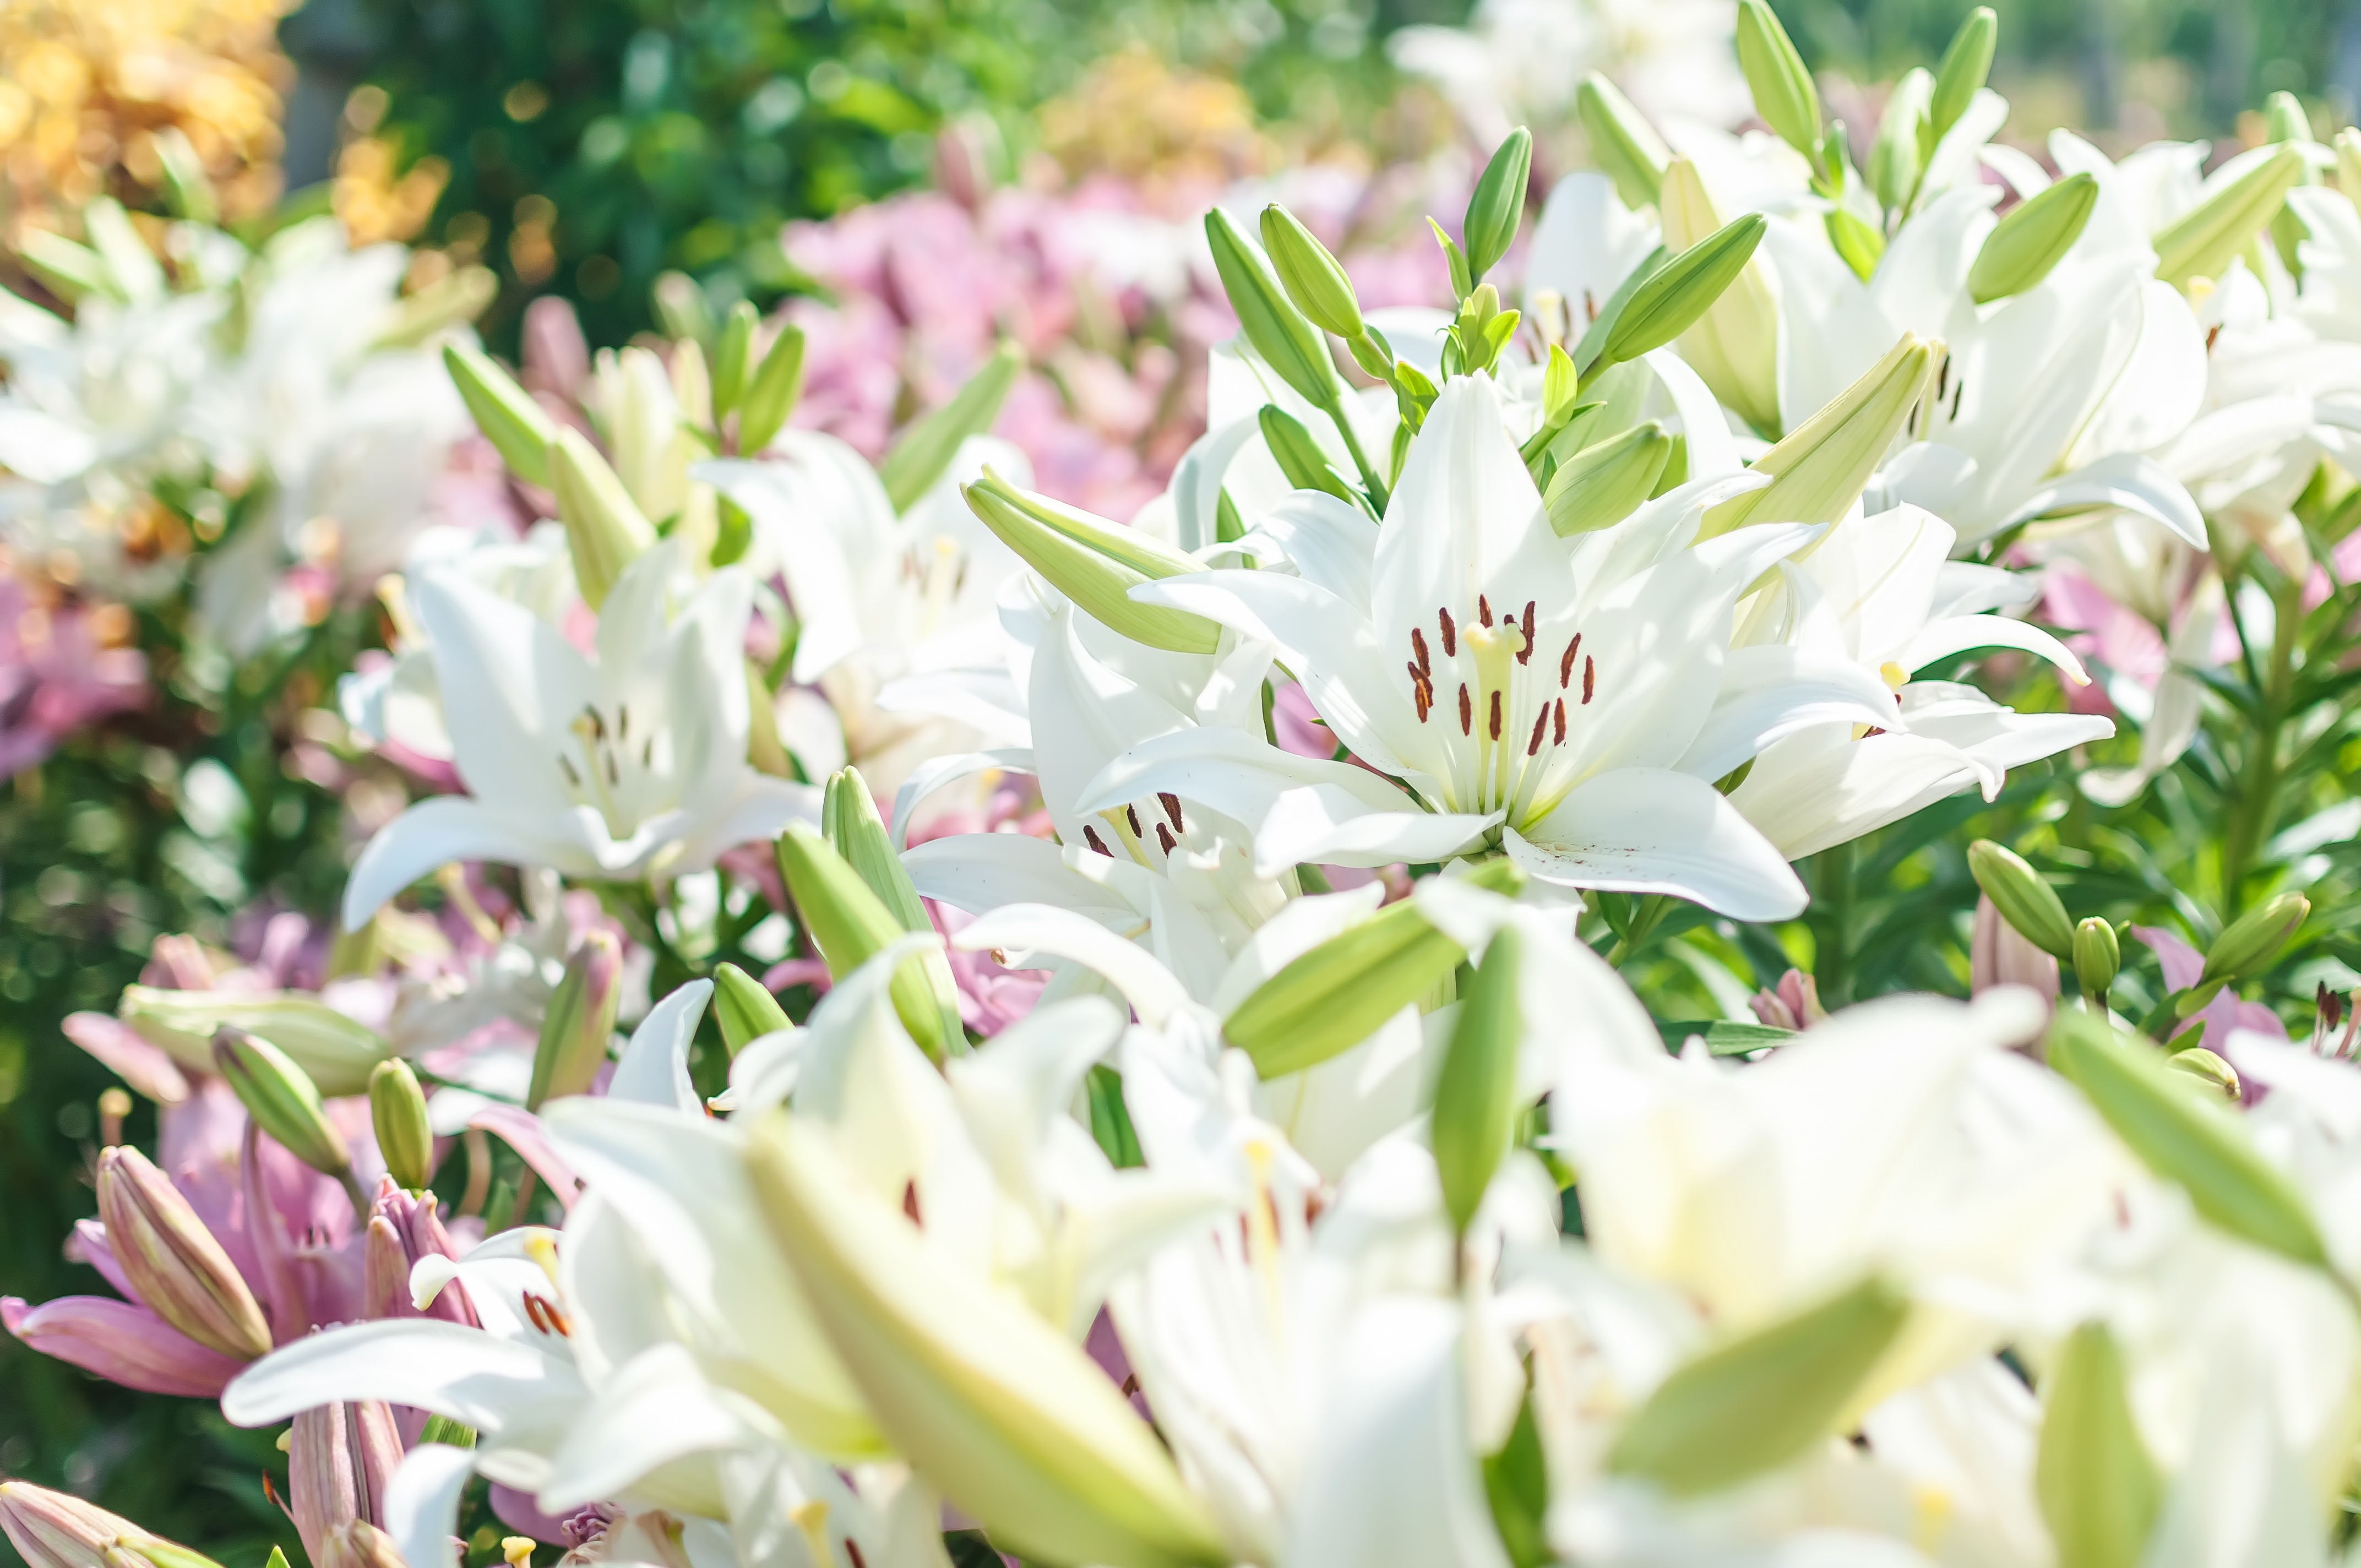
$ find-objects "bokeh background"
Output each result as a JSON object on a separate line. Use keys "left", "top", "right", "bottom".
{"left": 2, "top": 0, "right": 2359, "bottom": 1560}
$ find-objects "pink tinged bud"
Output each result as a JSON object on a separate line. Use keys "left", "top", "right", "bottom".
{"left": 1, "top": 1295, "right": 244, "bottom": 1398}
{"left": 1747, "top": 968, "right": 1826, "bottom": 1031}
{"left": 317, "top": 1522, "right": 407, "bottom": 1568}
{"left": 94, "top": 1146, "right": 273, "bottom": 1361}
{"left": 521, "top": 297, "right": 591, "bottom": 401}
{"left": 0, "top": 1481, "right": 222, "bottom": 1568}
{"left": 290, "top": 1402, "right": 401, "bottom": 1568}
{"left": 1972, "top": 894, "right": 2060, "bottom": 1005}
{"left": 61, "top": 1015, "right": 189, "bottom": 1106}
{"left": 362, "top": 1180, "right": 476, "bottom": 1325}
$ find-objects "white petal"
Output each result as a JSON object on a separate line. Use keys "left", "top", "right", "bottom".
{"left": 542, "top": 1344, "right": 762, "bottom": 1511}
{"left": 1997, "top": 450, "right": 2204, "bottom": 548}
{"left": 607, "top": 979, "right": 712, "bottom": 1110}
{"left": 342, "top": 796, "right": 547, "bottom": 930}
{"left": 383, "top": 1444, "right": 477, "bottom": 1568}
{"left": 953, "top": 903, "right": 1190, "bottom": 1027}
{"left": 223, "top": 1319, "right": 585, "bottom": 1436}
{"left": 1675, "top": 645, "right": 1896, "bottom": 782}
{"left": 1511, "top": 766, "right": 1807, "bottom": 920}
{"left": 890, "top": 749, "right": 1037, "bottom": 849}
{"left": 1897, "top": 612, "right": 2090, "bottom": 684}
{"left": 902, "top": 832, "right": 1140, "bottom": 928}
{"left": 1257, "top": 787, "right": 1496, "bottom": 876}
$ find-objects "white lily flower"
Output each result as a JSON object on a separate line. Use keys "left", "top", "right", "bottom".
{"left": 1094, "top": 374, "right": 1891, "bottom": 919}
{"left": 341, "top": 540, "right": 815, "bottom": 930}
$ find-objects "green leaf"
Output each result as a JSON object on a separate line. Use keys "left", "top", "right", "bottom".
{"left": 879, "top": 341, "right": 1024, "bottom": 511}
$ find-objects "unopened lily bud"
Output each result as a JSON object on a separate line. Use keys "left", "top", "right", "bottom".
{"left": 1204, "top": 208, "right": 1343, "bottom": 410}
{"left": 1702, "top": 333, "right": 1934, "bottom": 534}
{"left": 0, "top": 1482, "right": 227, "bottom": 1568}
{"left": 1260, "top": 205, "right": 1363, "bottom": 339}
{"left": 825, "top": 767, "right": 965, "bottom": 1046}
{"left": 2036, "top": 1322, "right": 2161, "bottom": 1568}
{"left": 1224, "top": 860, "right": 1524, "bottom": 1078}
{"left": 1544, "top": 422, "right": 1674, "bottom": 536}
{"left": 1968, "top": 172, "right": 2098, "bottom": 303}
{"left": 964, "top": 469, "right": 1220, "bottom": 654}
{"left": 363, "top": 1179, "right": 474, "bottom": 1324}
{"left": 1965, "top": 840, "right": 2075, "bottom": 960}
{"left": 1258, "top": 405, "right": 1357, "bottom": 503}
{"left": 1657, "top": 160, "right": 1781, "bottom": 434}
{"left": 94, "top": 1145, "right": 272, "bottom": 1362}
{"left": 878, "top": 341, "right": 1024, "bottom": 512}
{"left": 2166, "top": 1047, "right": 2240, "bottom": 1099}
{"left": 317, "top": 1523, "right": 405, "bottom": 1568}
{"left": 712, "top": 962, "right": 792, "bottom": 1058}
{"left": 1736, "top": 0, "right": 1823, "bottom": 166}
{"left": 151, "top": 128, "right": 218, "bottom": 225}
{"left": 776, "top": 825, "right": 960, "bottom": 1061}
{"left": 1577, "top": 75, "right": 1671, "bottom": 210}
{"left": 2152, "top": 144, "right": 2306, "bottom": 287}
{"left": 289, "top": 1401, "right": 401, "bottom": 1568}
{"left": 651, "top": 270, "right": 713, "bottom": 347}
{"left": 2264, "top": 90, "right": 2311, "bottom": 146}
{"left": 118, "top": 987, "right": 389, "bottom": 1097}
{"left": 212, "top": 1028, "right": 352, "bottom": 1182}
{"left": 373, "top": 267, "right": 497, "bottom": 350}
{"left": 1869, "top": 69, "right": 1932, "bottom": 212}
{"left": 2200, "top": 892, "right": 2308, "bottom": 987}
{"left": 1971, "top": 894, "right": 2060, "bottom": 1001}
{"left": 1540, "top": 343, "right": 1580, "bottom": 426}
{"left": 548, "top": 429, "right": 656, "bottom": 611}
{"left": 528, "top": 932, "right": 622, "bottom": 1110}
{"left": 1595, "top": 213, "right": 1767, "bottom": 371}
{"left": 1928, "top": 7, "right": 1996, "bottom": 139}
{"left": 1609, "top": 1275, "right": 1909, "bottom": 1494}
{"left": 746, "top": 1118, "right": 1228, "bottom": 1568}
{"left": 2073, "top": 917, "right": 2120, "bottom": 1007}
{"left": 711, "top": 301, "right": 759, "bottom": 419}
{"left": 2336, "top": 129, "right": 2361, "bottom": 217}
{"left": 368, "top": 1059, "right": 433, "bottom": 1193}
{"left": 1434, "top": 927, "right": 1524, "bottom": 1238}
{"left": 17, "top": 230, "right": 110, "bottom": 304}
{"left": 1463, "top": 127, "right": 1534, "bottom": 284}
{"left": 735, "top": 322, "right": 808, "bottom": 454}
{"left": 443, "top": 337, "right": 558, "bottom": 483}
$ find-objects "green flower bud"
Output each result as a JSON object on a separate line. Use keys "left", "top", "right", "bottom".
{"left": 1544, "top": 422, "right": 1674, "bottom": 536}
{"left": 95, "top": 1144, "right": 273, "bottom": 1361}
{"left": 2152, "top": 144, "right": 2306, "bottom": 287}
{"left": 2072, "top": 916, "right": 2120, "bottom": 1008}
{"left": 1656, "top": 160, "right": 1782, "bottom": 433}
{"left": 443, "top": 344, "right": 557, "bottom": 489}
{"left": 2046, "top": 1011, "right": 2326, "bottom": 1267}
{"left": 711, "top": 301, "right": 758, "bottom": 420}
{"left": 1968, "top": 172, "right": 2099, "bottom": 303}
{"left": 964, "top": 469, "right": 1221, "bottom": 655}
{"left": 2336, "top": 128, "right": 2361, "bottom": 217}
{"left": 1223, "top": 860, "right": 1525, "bottom": 1079}
{"left": 1736, "top": 0, "right": 1823, "bottom": 166}
{"left": 528, "top": 932, "right": 623, "bottom": 1110}
{"left": 0, "top": 1481, "right": 230, "bottom": 1568}
{"left": 2035, "top": 1322, "right": 2161, "bottom": 1568}
{"left": 213, "top": 1027, "right": 353, "bottom": 1183}
{"left": 825, "top": 767, "right": 965, "bottom": 1046}
{"left": 1576, "top": 75, "right": 1671, "bottom": 211}
{"left": 1927, "top": 7, "right": 1997, "bottom": 140}
{"left": 2199, "top": 891, "right": 2308, "bottom": 987}
{"left": 16, "top": 230, "right": 111, "bottom": 303}
{"left": 1869, "top": 68, "right": 1933, "bottom": 213}
{"left": 712, "top": 962, "right": 791, "bottom": 1058}
{"left": 1963, "top": 840, "right": 2075, "bottom": 959}
{"left": 1825, "top": 203, "right": 1885, "bottom": 281}
{"left": 117, "top": 987, "right": 389, "bottom": 1097}
{"left": 1464, "top": 127, "right": 1535, "bottom": 284}
{"left": 1703, "top": 332, "right": 1935, "bottom": 535}
{"left": 2263, "top": 90, "right": 2311, "bottom": 146}
{"left": 1596, "top": 214, "right": 1767, "bottom": 370}
{"left": 1608, "top": 1275, "right": 1910, "bottom": 1495}
{"left": 368, "top": 1059, "right": 434, "bottom": 1192}
{"left": 1259, "top": 204, "right": 1363, "bottom": 339}
{"left": 2165, "top": 1047, "right": 2240, "bottom": 1099}
{"left": 1205, "top": 208, "right": 1342, "bottom": 410}
{"left": 1541, "top": 343, "right": 1581, "bottom": 427}
{"left": 150, "top": 128, "right": 218, "bottom": 225}
{"left": 372, "top": 266, "right": 497, "bottom": 351}
{"left": 879, "top": 341, "right": 1024, "bottom": 513}
{"left": 548, "top": 429, "right": 657, "bottom": 611}
{"left": 776, "top": 824, "right": 961, "bottom": 1061}
{"left": 1257, "top": 405, "right": 1358, "bottom": 504}
{"left": 735, "top": 322, "right": 808, "bottom": 455}
{"left": 1433, "top": 927, "right": 1524, "bottom": 1238}
{"left": 651, "top": 270, "right": 713, "bottom": 347}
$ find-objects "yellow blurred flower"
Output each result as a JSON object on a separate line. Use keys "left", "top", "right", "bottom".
{"left": 1038, "top": 48, "right": 1270, "bottom": 196}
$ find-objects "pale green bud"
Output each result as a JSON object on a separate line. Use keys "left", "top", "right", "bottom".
{"left": 548, "top": 428, "right": 657, "bottom": 611}
{"left": 1259, "top": 204, "right": 1363, "bottom": 339}
{"left": 1541, "top": 344, "right": 1581, "bottom": 427}
{"left": 117, "top": 987, "right": 390, "bottom": 1097}
{"left": 2036, "top": 1322, "right": 2161, "bottom": 1568}
{"left": 1433, "top": 927, "right": 1523, "bottom": 1238}
{"left": 1204, "top": 208, "right": 1343, "bottom": 409}
{"left": 1825, "top": 204, "right": 1885, "bottom": 282}
{"left": 1702, "top": 332, "right": 1934, "bottom": 535}
{"left": 1968, "top": 171, "right": 2098, "bottom": 303}
{"left": 825, "top": 767, "right": 966, "bottom": 1047}
{"left": 2152, "top": 144, "right": 2306, "bottom": 287}
{"left": 1869, "top": 68, "right": 1933, "bottom": 213}
{"left": 17, "top": 229, "right": 113, "bottom": 303}
{"left": 1464, "top": 128, "right": 1534, "bottom": 284}
{"left": 651, "top": 270, "right": 713, "bottom": 347}
{"left": 372, "top": 266, "right": 497, "bottom": 351}
{"left": 528, "top": 932, "right": 623, "bottom": 1110}
{"left": 1544, "top": 422, "right": 1673, "bottom": 536}
{"left": 94, "top": 1145, "right": 273, "bottom": 1361}
{"left": 2337, "top": 128, "right": 2361, "bottom": 218}
{"left": 735, "top": 322, "right": 808, "bottom": 455}
{"left": 1657, "top": 160, "right": 1781, "bottom": 433}
{"left": 1576, "top": 75, "right": 1671, "bottom": 211}
{"left": 443, "top": 344, "right": 558, "bottom": 489}
{"left": 1596, "top": 213, "right": 1767, "bottom": 370}
{"left": 150, "top": 128, "right": 218, "bottom": 225}
{"left": 1258, "top": 405, "right": 1357, "bottom": 504}
{"left": 712, "top": 962, "right": 791, "bottom": 1058}
{"left": 879, "top": 341, "right": 1024, "bottom": 512}
{"left": 711, "top": 301, "right": 759, "bottom": 419}
{"left": 213, "top": 1027, "right": 353, "bottom": 1182}
{"left": 1736, "top": 0, "right": 1823, "bottom": 166}
{"left": 1927, "top": 7, "right": 1997, "bottom": 140}
{"left": 2199, "top": 891, "right": 2307, "bottom": 987}
{"left": 2072, "top": 916, "right": 2119, "bottom": 1008}
{"left": 964, "top": 469, "right": 1221, "bottom": 655}
{"left": 745, "top": 1118, "right": 1228, "bottom": 1568}
{"left": 1608, "top": 1275, "right": 1910, "bottom": 1494}
{"left": 2263, "top": 90, "right": 2311, "bottom": 146}
{"left": 2165, "top": 1047, "right": 2240, "bottom": 1099}
{"left": 368, "top": 1059, "right": 434, "bottom": 1193}
{"left": 776, "top": 824, "right": 961, "bottom": 1061}
{"left": 1964, "top": 840, "right": 2075, "bottom": 959}
{"left": 1223, "top": 861, "right": 1525, "bottom": 1079}
{"left": 2046, "top": 1011, "right": 2326, "bottom": 1267}
{"left": 81, "top": 199, "right": 162, "bottom": 304}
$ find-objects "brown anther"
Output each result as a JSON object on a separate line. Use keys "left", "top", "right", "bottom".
{"left": 1582, "top": 655, "right": 1595, "bottom": 704}
{"left": 523, "top": 1293, "right": 572, "bottom": 1337}
{"left": 1526, "top": 706, "right": 1548, "bottom": 756}
{"left": 1083, "top": 825, "right": 1114, "bottom": 857}
{"left": 1457, "top": 684, "right": 1472, "bottom": 735}
{"left": 1517, "top": 601, "right": 1535, "bottom": 664}
{"left": 1158, "top": 792, "right": 1184, "bottom": 833}
{"left": 1478, "top": 595, "right": 1493, "bottom": 627}
{"left": 1560, "top": 633, "right": 1580, "bottom": 689}
{"left": 1552, "top": 699, "right": 1565, "bottom": 744}
{"left": 1156, "top": 822, "right": 1177, "bottom": 854}
{"left": 902, "top": 1180, "right": 922, "bottom": 1226}
{"left": 1411, "top": 626, "right": 1431, "bottom": 676}
{"left": 1438, "top": 607, "right": 1456, "bottom": 657}
{"left": 1487, "top": 690, "right": 1502, "bottom": 741}
{"left": 1125, "top": 804, "right": 1142, "bottom": 838}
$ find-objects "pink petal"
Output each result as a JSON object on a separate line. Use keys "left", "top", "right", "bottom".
{"left": 2, "top": 1295, "right": 244, "bottom": 1398}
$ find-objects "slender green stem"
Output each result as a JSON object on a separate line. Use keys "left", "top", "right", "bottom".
{"left": 2219, "top": 574, "right": 2302, "bottom": 907}
{"left": 1601, "top": 894, "right": 1671, "bottom": 968}
{"left": 1323, "top": 396, "right": 1390, "bottom": 513}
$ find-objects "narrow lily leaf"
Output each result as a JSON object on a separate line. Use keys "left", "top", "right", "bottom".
{"left": 2036, "top": 1322, "right": 2161, "bottom": 1568}
{"left": 1576, "top": 75, "right": 1670, "bottom": 211}
{"left": 1968, "top": 173, "right": 2099, "bottom": 303}
{"left": 964, "top": 471, "right": 1220, "bottom": 655}
{"left": 712, "top": 963, "right": 791, "bottom": 1058}
{"left": 444, "top": 345, "right": 557, "bottom": 488}
{"left": 1608, "top": 1275, "right": 1909, "bottom": 1494}
{"left": 1434, "top": 927, "right": 1523, "bottom": 1237}
{"left": 776, "top": 824, "right": 960, "bottom": 1061}
{"left": 2046, "top": 1011, "right": 2327, "bottom": 1267}
{"left": 879, "top": 341, "right": 1023, "bottom": 512}
{"left": 2152, "top": 145, "right": 2306, "bottom": 287}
